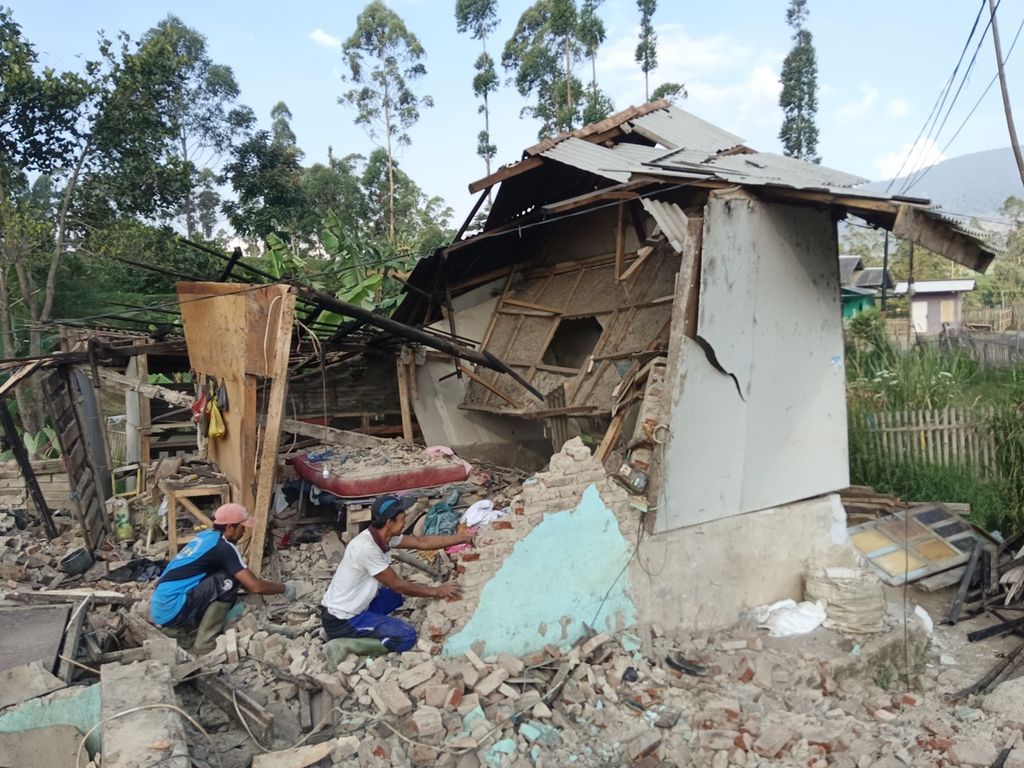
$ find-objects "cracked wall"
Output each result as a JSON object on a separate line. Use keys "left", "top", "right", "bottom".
{"left": 658, "top": 190, "right": 849, "bottom": 533}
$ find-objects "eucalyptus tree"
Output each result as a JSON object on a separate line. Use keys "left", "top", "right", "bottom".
{"left": 340, "top": 1, "right": 433, "bottom": 244}
{"left": 456, "top": 0, "right": 500, "bottom": 180}
{"left": 635, "top": 0, "right": 657, "bottom": 101}
{"left": 577, "top": 0, "right": 613, "bottom": 123}
{"left": 778, "top": 0, "right": 820, "bottom": 162}
{"left": 502, "top": 0, "right": 583, "bottom": 137}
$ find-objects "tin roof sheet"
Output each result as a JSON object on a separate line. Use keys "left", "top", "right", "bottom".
{"left": 628, "top": 108, "right": 745, "bottom": 153}
{"left": 641, "top": 199, "right": 690, "bottom": 253}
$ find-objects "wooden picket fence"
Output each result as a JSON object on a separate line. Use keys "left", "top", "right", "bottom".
{"left": 859, "top": 407, "right": 998, "bottom": 475}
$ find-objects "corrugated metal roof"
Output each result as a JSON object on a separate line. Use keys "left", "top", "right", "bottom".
{"left": 648, "top": 150, "right": 868, "bottom": 189}
{"left": 628, "top": 108, "right": 745, "bottom": 153}
{"left": 856, "top": 268, "right": 894, "bottom": 290}
{"left": 541, "top": 137, "right": 635, "bottom": 183}
{"left": 641, "top": 199, "right": 690, "bottom": 253}
{"left": 894, "top": 280, "right": 977, "bottom": 295}
{"left": 838, "top": 256, "right": 863, "bottom": 284}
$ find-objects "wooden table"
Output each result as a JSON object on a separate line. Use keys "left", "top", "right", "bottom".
{"left": 159, "top": 481, "right": 230, "bottom": 556}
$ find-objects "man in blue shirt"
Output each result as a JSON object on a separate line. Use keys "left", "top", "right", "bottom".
{"left": 151, "top": 503, "right": 296, "bottom": 654}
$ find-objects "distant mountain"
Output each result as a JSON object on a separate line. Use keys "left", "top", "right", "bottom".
{"left": 860, "top": 147, "right": 1023, "bottom": 220}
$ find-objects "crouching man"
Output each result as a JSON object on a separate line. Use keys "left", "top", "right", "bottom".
{"left": 320, "top": 494, "right": 473, "bottom": 654}
{"left": 151, "top": 503, "right": 296, "bottom": 654}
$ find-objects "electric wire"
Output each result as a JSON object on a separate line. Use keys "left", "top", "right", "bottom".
{"left": 898, "top": 0, "right": 1000, "bottom": 195}
{"left": 905, "top": 10, "right": 1024, "bottom": 194}
{"left": 886, "top": 0, "right": 988, "bottom": 192}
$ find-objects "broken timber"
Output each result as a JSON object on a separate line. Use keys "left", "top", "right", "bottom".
{"left": 291, "top": 284, "right": 544, "bottom": 401}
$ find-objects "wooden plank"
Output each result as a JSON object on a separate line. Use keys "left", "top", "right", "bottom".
{"left": 614, "top": 203, "right": 626, "bottom": 283}
{"left": 892, "top": 204, "right": 994, "bottom": 273}
{"left": 949, "top": 543, "right": 982, "bottom": 625}
{"left": 595, "top": 411, "right": 626, "bottom": 463}
{"left": 457, "top": 365, "right": 524, "bottom": 409}
{"left": 0, "top": 359, "right": 44, "bottom": 399}
{"left": 58, "top": 597, "right": 91, "bottom": 683}
{"left": 501, "top": 297, "right": 564, "bottom": 314}
{"left": 619, "top": 246, "right": 656, "bottom": 283}
{"left": 396, "top": 354, "right": 414, "bottom": 442}
{"left": 247, "top": 289, "right": 297, "bottom": 577}
{"left": 467, "top": 155, "right": 544, "bottom": 194}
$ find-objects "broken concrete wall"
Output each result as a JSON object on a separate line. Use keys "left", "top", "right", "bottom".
{"left": 632, "top": 494, "right": 858, "bottom": 631}
{"left": 440, "top": 439, "right": 639, "bottom": 657}
{"left": 658, "top": 191, "right": 849, "bottom": 533}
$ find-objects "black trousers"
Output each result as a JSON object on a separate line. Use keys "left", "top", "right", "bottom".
{"left": 162, "top": 570, "right": 238, "bottom": 630}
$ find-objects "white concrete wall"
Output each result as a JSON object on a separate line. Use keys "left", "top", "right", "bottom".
{"left": 413, "top": 280, "right": 548, "bottom": 465}
{"left": 658, "top": 191, "right": 849, "bottom": 532}
{"left": 632, "top": 494, "right": 858, "bottom": 630}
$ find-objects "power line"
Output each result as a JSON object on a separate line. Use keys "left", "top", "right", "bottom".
{"left": 899, "top": 0, "right": 1003, "bottom": 194}
{"left": 905, "top": 10, "right": 1024, "bottom": 194}
{"left": 886, "top": 0, "right": 988, "bottom": 192}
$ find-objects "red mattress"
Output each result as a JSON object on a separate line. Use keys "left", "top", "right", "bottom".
{"left": 292, "top": 452, "right": 470, "bottom": 498}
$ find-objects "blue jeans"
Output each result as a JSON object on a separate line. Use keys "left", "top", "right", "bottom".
{"left": 321, "top": 588, "right": 417, "bottom": 652}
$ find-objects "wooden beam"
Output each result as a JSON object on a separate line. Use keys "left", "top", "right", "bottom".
{"left": 457, "top": 364, "right": 524, "bottom": 409}
{"left": 247, "top": 290, "right": 297, "bottom": 576}
{"left": 501, "top": 297, "right": 564, "bottom": 314}
{"left": 893, "top": 204, "right": 995, "bottom": 273}
{"left": 396, "top": 353, "right": 414, "bottom": 442}
{"left": 468, "top": 156, "right": 544, "bottom": 194}
{"left": 0, "top": 401, "right": 58, "bottom": 538}
{"left": 619, "top": 245, "right": 655, "bottom": 283}
{"left": 96, "top": 368, "right": 194, "bottom": 407}
{"left": 595, "top": 410, "right": 626, "bottom": 463}
{"left": 615, "top": 203, "right": 626, "bottom": 283}
{"left": 0, "top": 359, "right": 43, "bottom": 399}
{"left": 542, "top": 182, "right": 646, "bottom": 214}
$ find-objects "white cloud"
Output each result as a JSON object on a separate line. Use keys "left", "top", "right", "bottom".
{"left": 310, "top": 29, "right": 340, "bottom": 49}
{"left": 887, "top": 97, "right": 911, "bottom": 119}
{"left": 836, "top": 84, "right": 879, "bottom": 123}
{"left": 874, "top": 138, "right": 946, "bottom": 180}
{"left": 595, "top": 23, "right": 784, "bottom": 145}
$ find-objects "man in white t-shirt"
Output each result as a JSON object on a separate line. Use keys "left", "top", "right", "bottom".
{"left": 320, "top": 494, "right": 474, "bottom": 653}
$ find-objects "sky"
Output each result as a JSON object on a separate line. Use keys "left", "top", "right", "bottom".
{"left": 7, "top": 0, "right": 1023, "bottom": 222}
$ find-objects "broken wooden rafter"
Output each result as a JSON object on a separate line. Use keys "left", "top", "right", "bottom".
{"left": 291, "top": 285, "right": 544, "bottom": 402}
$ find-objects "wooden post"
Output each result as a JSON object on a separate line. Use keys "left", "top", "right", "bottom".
{"left": 136, "top": 351, "right": 152, "bottom": 467}
{"left": 0, "top": 401, "right": 58, "bottom": 538}
{"left": 396, "top": 352, "right": 414, "bottom": 442}
{"left": 247, "top": 290, "right": 297, "bottom": 576}
{"left": 614, "top": 202, "right": 626, "bottom": 283}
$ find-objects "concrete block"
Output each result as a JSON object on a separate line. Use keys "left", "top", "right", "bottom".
{"left": 948, "top": 739, "right": 998, "bottom": 766}
{"left": 398, "top": 660, "right": 436, "bottom": 690}
{"left": 473, "top": 668, "right": 509, "bottom": 696}
{"left": 464, "top": 649, "right": 487, "bottom": 672}
{"left": 100, "top": 661, "right": 187, "bottom": 768}
{"left": 424, "top": 684, "right": 450, "bottom": 709}
{"left": 368, "top": 680, "right": 413, "bottom": 717}
{"left": 413, "top": 706, "right": 444, "bottom": 738}
{"left": 753, "top": 725, "right": 794, "bottom": 759}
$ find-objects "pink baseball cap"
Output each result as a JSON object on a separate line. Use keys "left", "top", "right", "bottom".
{"left": 213, "top": 503, "right": 256, "bottom": 528}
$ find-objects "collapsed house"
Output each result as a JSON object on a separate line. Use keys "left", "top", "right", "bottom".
{"left": 394, "top": 100, "right": 998, "bottom": 634}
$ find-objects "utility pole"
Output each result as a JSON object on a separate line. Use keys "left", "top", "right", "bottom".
{"left": 881, "top": 231, "right": 890, "bottom": 317}
{"left": 990, "top": 0, "right": 1024, "bottom": 186}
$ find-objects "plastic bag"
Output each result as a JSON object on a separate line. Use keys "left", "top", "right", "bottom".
{"left": 755, "top": 598, "right": 827, "bottom": 637}
{"left": 207, "top": 400, "right": 226, "bottom": 439}
{"left": 805, "top": 567, "right": 886, "bottom": 635}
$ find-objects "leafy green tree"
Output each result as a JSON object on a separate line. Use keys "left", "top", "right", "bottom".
{"left": 300, "top": 152, "right": 368, "bottom": 238}
{"left": 140, "top": 16, "right": 254, "bottom": 238}
{"left": 455, "top": 0, "right": 500, "bottom": 179}
{"left": 340, "top": 1, "right": 433, "bottom": 244}
{"left": 270, "top": 100, "right": 298, "bottom": 149}
{"left": 577, "top": 0, "right": 614, "bottom": 123}
{"left": 194, "top": 169, "right": 221, "bottom": 240}
{"left": 221, "top": 127, "right": 305, "bottom": 242}
{"left": 778, "top": 0, "right": 820, "bottom": 162}
{"left": 651, "top": 81, "right": 686, "bottom": 103}
{"left": 503, "top": 0, "right": 583, "bottom": 137}
{"left": 635, "top": 0, "right": 657, "bottom": 101}
{"left": 0, "top": 12, "right": 192, "bottom": 433}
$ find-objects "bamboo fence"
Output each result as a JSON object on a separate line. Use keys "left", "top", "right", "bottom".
{"left": 859, "top": 407, "right": 998, "bottom": 476}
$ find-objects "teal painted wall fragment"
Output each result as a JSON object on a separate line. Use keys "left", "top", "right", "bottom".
{"left": 444, "top": 484, "right": 636, "bottom": 657}
{"left": 0, "top": 683, "right": 101, "bottom": 754}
